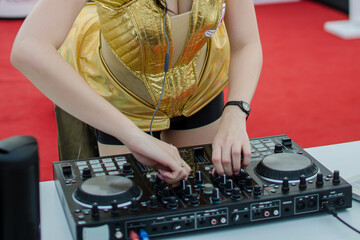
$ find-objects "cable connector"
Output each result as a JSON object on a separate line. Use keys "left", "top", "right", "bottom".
{"left": 323, "top": 202, "right": 337, "bottom": 216}
{"left": 139, "top": 229, "right": 150, "bottom": 240}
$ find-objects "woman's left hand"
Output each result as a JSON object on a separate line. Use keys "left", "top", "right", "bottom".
{"left": 211, "top": 106, "right": 251, "bottom": 176}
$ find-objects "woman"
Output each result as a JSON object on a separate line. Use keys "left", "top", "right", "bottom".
{"left": 11, "top": 0, "right": 262, "bottom": 184}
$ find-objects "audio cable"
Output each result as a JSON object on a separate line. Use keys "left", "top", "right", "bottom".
{"left": 149, "top": 0, "right": 170, "bottom": 137}
{"left": 323, "top": 203, "right": 360, "bottom": 235}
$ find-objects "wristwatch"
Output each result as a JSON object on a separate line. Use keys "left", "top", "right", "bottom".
{"left": 223, "top": 101, "right": 251, "bottom": 120}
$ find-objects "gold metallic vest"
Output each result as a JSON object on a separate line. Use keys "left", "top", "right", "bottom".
{"left": 59, "top": 0, "right": 230, "bottom": 131}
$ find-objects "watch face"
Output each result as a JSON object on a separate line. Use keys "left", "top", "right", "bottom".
{"left": 241, "top": 102, "right": 251, "bottom": 112}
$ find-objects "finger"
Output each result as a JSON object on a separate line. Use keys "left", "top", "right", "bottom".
{"left": 158, "top": 169, "right": 179, "bottom": 184}
{"left": 159, "top": 163, "right": 186, "bottom": 184}
{"left": 221, "top": 144, "right": 233, "bottom": 176}
{"left": 231, "top": 143, "right": 241, "bottom": 175}
{"left": 184, "top": 162, "right": 191, "bottom": 175}
{"left": 242, "top": 142, "right": 252, "bottom": 167}
{"left": 212, "top": 143, "right": 224, "bottom": 175}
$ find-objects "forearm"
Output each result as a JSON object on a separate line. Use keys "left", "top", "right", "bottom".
{"left": 11, "top": 40, "right": 141, "bottom": 145}
{"left": 227, "top": 42, "right": 263, "bottom": 104}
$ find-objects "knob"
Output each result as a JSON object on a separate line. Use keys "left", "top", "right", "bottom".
{"left": 82, "top": 167, "right": 92, "bottom": 179}
{"left": 130, "top": 198, "right": 138, "bottom": 212}
{"left": 195, "top": 171, "right": 203, "bottom": 185}
{"left": 211, "top": 188, "right": 220, "bottom": 204}
{"left": 184, "top": 185, "right": 192, "bottom": 200}
{"left": 212, "top": 172, "right": 221, "bottom": 183}
{"left": 91, "top": 202, "right": 99, "bottom": 218}
{"left": 281, "top": 177, "right": 290, "bottom": 193}
{"left": 121, "top": 163, "right": 133, "bottom": 174}
{"left": 238, "top": 169, "right": 247, "bottom": 183}
{"left": 203, "top": 183, "right": 214, "bottom": 195}
{"left": 274, "top": 144, "right": 283, "bottom": 153}
{"left": 190, "top": 193, "right": 199, "bottom": 206}
{"left": 179, "top": 179, "right": 186, "bottom": 192}
{"left": 167, "top": 196, "right": 178, "bottom": 209}
{"left": 232, "top": 213, "right": 241, "bottom": 223}
{"left": 332, "top": 170, "right": 340, "bottom": 185}
{"left": 316, "top": 173, "right": 324, "bottom": 187}
{"left": 111, "top": 200, "right": 119, "bottom": 215}
{"left": 219, "top": 174, "right": 227, "bottom": 188}
{"left": 150, "top": 172, "right": 157, "bottom": 182}
{"left": 253, "top": 185, "right": 262, "bottom": 197}
{"left": 156, "top": 181, "right": 166, "bottom": 195}
{"left": 162, "top": 187, "right": 171, "bottom": 203}
{"left": 149, "top": 195, "right": 158, "bottom": 209}
{"left": 225, "top": 179, "right": 234, "bottom": 194}
{"left": 299, "top": 175, "right": 307, "bottom": 190}
{"left": 245, "top": 176, "right": 253, "bottom": 191}
{"left": 231, "top": 187, "right": 241, "bottom": 200}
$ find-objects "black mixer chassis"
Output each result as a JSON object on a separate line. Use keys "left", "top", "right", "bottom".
{"left": 53, "top": 135, "right": 352, "bottom": 240}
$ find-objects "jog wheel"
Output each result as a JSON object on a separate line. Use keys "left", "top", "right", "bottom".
{"left": 255, "top": 153, "right": 318, "bottom": 183}
{"left": 73, "top": 175, "right": 141, "bottom": 208}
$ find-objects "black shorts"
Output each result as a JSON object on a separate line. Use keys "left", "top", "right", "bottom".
{"left": 95, "top": 91, "right": 224, "bottom": 145}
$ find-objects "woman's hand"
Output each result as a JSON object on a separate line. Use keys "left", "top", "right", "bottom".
{"left": 211, "top": 106, "right": 251, "bottom": 176}
{"left": 124, "top": 131, "right": 191, "bottom": 184}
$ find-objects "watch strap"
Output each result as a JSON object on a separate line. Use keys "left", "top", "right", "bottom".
{"left": 223, "top": 101, "right": 250, "bottom": 120}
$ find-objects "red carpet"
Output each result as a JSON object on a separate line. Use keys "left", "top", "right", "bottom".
{"left": 0, "top": 1, "right": 359, "bottom": 181}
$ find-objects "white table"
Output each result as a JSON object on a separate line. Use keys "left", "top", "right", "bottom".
{"left": 40, "top": 141, "right": 360, "bottom": 240}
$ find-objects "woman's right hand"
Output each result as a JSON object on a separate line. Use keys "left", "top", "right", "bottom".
{"left": 124, "top": 131, "right": 191, "bottom": 184}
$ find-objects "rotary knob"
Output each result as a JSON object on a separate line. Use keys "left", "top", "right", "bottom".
{"left": 211, "top": 188, "right": 220, "bottom": 204}
{"left": 332, "top": 170, "right": 340, "bottom": 185}
{"left": 245, "top": 176, "right": 253, "bottom": 192}
{"left": 212, "top": 172, "right": 221, "bottom": 183}
{"left": 253, "top": 185, "right": 262, "bottom": 197}
{"left": 149, "top": 195, "right": 158, "bottom": 209}
{"left": 219, "top": 174, "right": 227, "bottom": 188}
{"left": 225, "top": 179, "right": 234, "bottom": 195}
{"left": 274, "top": 144, "right": 283, "bottom": 153}
{"left": 282, "top": 177, "right": 290, "bottom": 193}
{"left": 299, "top": 175, "right": 307, "bottom": 190}
{"left": 156, "top": 181, "right": 167, "bottom": 195}
{"left": 190, "top": 193, "right": 200, "bottom": 206}
{"left": 162, "top": 187, "right": 171, "bottom": 203}
{"left": 130, "top": 198, "right": 138, "bottom": 212}
{"left": 91, "top": 202, "right": 99, "bottom": 218}
{"left": 232, "top": 213, "right": 241, "bottom": 223}
{"left": 111, "top": 200, "right": 119, "bottom": 215}
{"left": 167, "top": 196, "right": 178, "bottom": 209}
{"left": 121, "top": 163, "right": 133, "bottom": 175}
{"left": 82, "top": 167, "right": 92, "bottom": 180}
{"left": 231, "top": 187, "right": 241, "bottom": 200}
{"left": 203, "top": 183, "right": 214, "bottom": 195}
{"left": 184, "top": 185, "right": 192, "bottom": 200}
{"left": 195, "top": 171, "right": 203, "bottom": 185}
{"left": 179, "top": 179, "right": 186, "bottom": 192}
{"left": 316, "top": 173, "right": 324, "bottom": 187}
{"left": 239, "top": 169, "right": 247, "bottom": 184}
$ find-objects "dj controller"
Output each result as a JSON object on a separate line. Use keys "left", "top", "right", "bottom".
{"left": 53, "top": 135, "right": 353, "bottom": 240}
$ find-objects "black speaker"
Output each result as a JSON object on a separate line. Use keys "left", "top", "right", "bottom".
{"left": 0, "top": 136, "right": 40, "bottom": 240}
